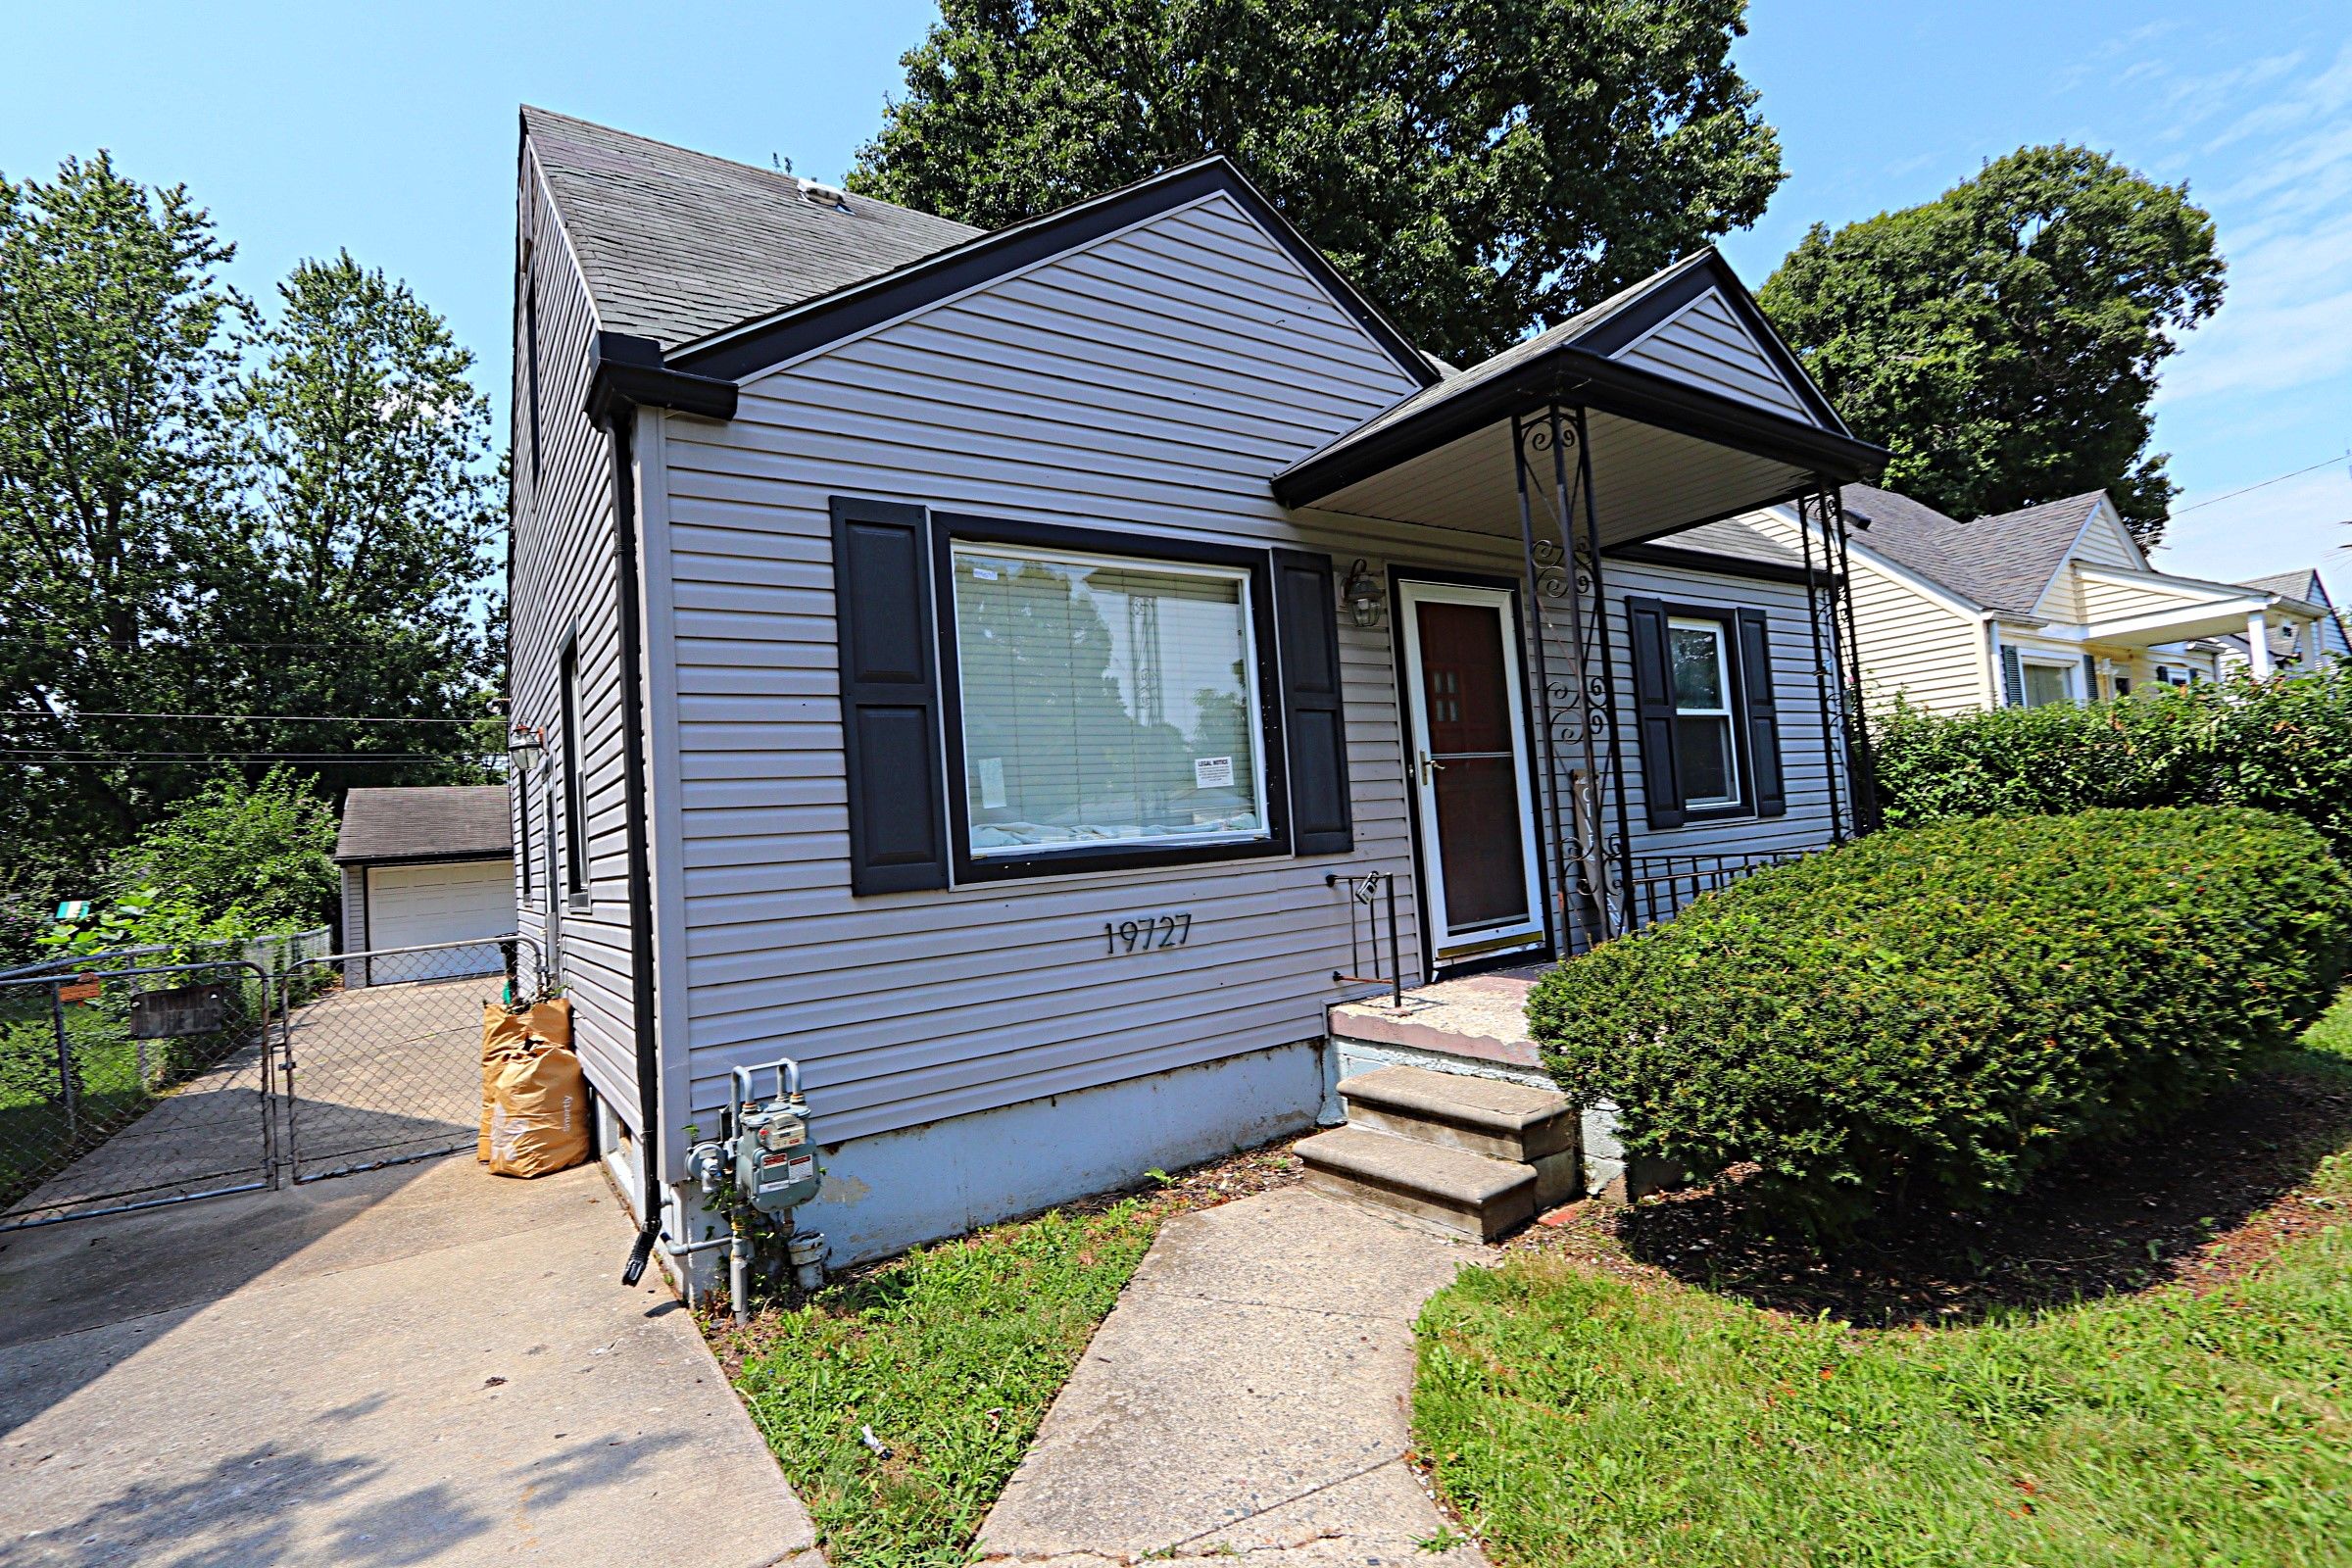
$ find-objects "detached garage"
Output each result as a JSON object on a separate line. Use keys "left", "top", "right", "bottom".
{"left": 335, "top": 786, "right": 516, "bottom": 987}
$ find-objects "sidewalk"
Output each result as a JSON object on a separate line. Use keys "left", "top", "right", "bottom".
{"left": 979, "top": 1186, "right": 1488, "bottom": 1566}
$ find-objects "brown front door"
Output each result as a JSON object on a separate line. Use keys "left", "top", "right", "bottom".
{"left": 1398, "top": 581, "right": 1544, "bottom": 961}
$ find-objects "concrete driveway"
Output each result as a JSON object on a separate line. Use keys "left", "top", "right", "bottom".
{"left": 0, "top": 1155, "right": 819, "bottom": 1567}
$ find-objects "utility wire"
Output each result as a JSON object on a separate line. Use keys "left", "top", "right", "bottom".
{"left": 32, "top": 710, "right": 496, "bottom": 725}
{"left": 2170, "top": 452, "right": 2351, "bottom": 516}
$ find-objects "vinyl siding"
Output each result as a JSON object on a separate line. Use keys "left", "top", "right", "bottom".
{"left": 508, "top": 145, "right": 643, "bottom": 1125}
{"left": 2074, "top": 567, "right": 2239, "bottom": 626}
{"left": 1739, "top": 509, "right": 1989, "bottom": 712}
{"left": 1612, "top": 290, "right": 1811, "bottom": 419}
{"left": 338, "top": 866, "right": 368, "bottom": 987}
{"left": 647, "top": 190, "right": 1848, "bottom": 1152}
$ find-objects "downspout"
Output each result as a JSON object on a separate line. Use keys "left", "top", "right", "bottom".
{"left": 608, "top": 412, "right": 666, "bottom": 1288}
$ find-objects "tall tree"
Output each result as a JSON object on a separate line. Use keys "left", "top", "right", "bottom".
{"left": 1759, "top": 145, "right": 2225, "bottom": 545}
{"left": 208, "top": 252, "right": 504, "bottom": 800}
{"left": 0, "top": 152, "right": 249, "bottom": 877}
{"left": 849, "top": 0, "right": 1786, "bottom": 363}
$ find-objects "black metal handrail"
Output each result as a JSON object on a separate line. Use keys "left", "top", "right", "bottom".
{"left": 1327, "top": 869, "right": 1403, "bottom": 1008}
{"left": 1621, "top": 848, "right": 1807, "bottom": 933}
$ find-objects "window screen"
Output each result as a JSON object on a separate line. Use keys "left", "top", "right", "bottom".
{"left": 950, "top": 543, "right": 1268, "bottom": 858}
{"left": 1668, "top": 618, "right": 1740, "bottom": 808}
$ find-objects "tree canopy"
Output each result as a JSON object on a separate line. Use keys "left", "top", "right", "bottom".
{"left": 848, "top": 0, "right": 1786, "bottom": 364}
{"left": 0, "top": 153, "right": 501, "bottom": 905}
{"left": 1758, "top": 145, "right": 2225, "bottom": 546}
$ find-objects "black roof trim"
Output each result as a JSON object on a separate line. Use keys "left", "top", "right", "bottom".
{"left": 669, "top": 158, "right": 1440, "bottom": 390}
{"left": 1272, "top": 345, "right": 1885, "bottom": 510}
{"left": 341, "top": 849, "right": 514, "bottom": 870}
{"left": 1569, "top": 251, "right": 1849, "bottom": 435}
{"left": 585, "top": 331, "right": 739, "bottom": 425}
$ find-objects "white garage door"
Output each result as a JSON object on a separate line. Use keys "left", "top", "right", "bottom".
{"left": 366, "top": 859, "right": 516, "bottom": 982}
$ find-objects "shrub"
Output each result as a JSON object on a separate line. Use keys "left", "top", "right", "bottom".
{"left": 1529, "top": 808, "right": 2352, "bottom": 1237}
{"left": 107, "top": 768, "right": 338, "bottom": 931}
{"left": 1871, "top": 664, "right": 2352, "bottom": 858}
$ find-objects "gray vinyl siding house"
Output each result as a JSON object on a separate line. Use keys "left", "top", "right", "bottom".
{"left": 509, "top": 108, "right": 1886, "bottom": 1267}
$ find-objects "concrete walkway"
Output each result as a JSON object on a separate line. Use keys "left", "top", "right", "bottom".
{"left": 979, "top": 1186, "right": 1488, "bottom": 1567}
{"left": 0, "top": 1155, "right": 817, "bottom": 1567}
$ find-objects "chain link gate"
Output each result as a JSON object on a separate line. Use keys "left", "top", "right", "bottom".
{"left": 275, "top": 936, "right": 548, "bottom": 1183}
{"left": 0, "top": 957, "right": 277, "bottom": 1230}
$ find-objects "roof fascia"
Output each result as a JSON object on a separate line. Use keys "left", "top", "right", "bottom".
{"left": 1272, "top": 344, "right": 1886, "bottom": 510}
{"left": 668, "top": 158, "right": 1439, "bottom": 391}
{"left": 2076, "top": 560, "right": 2296, "bottom": 602}
{"left": 585, "top": 331, "right": 738, "bottom": 424}
{"left": 1569, "top": 250, "right": 1852, "bottom": 436}
{"left": 1604, "top": 537, "right": 1839, "bottom": 588}
{"left": 337, "top": 849, "right": 514, "bottom": 868}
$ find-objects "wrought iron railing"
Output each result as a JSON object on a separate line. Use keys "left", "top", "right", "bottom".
{"left": 1327, "top": 869, "right": 1404, "bottom": 1008}
{"left": 1619, "top": 849, "right": 1808, "bottom": 936}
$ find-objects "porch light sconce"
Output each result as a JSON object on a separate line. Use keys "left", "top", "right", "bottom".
{"left": 1341, "top": 559, "right": 1384, "bottom": 627}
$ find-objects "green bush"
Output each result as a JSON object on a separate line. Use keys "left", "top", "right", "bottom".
{"left": 1871, "top": 664, "right": 2352, "bottom": 857}
{"left": 1529, "top": 808, "right": 2352, "bottom": 1237}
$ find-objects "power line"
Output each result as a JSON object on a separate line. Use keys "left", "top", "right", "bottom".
{"left": 5, "top": 758, "right": 503, "bottom": 769}
{"left": 37, "top": 710, "right": 495, "bottom": 725}
{"left": 2171, "top": 452, "right": 2351, "bottom": 517}
{"left": 0, "top": 749, "right": 477, "bottom": 762}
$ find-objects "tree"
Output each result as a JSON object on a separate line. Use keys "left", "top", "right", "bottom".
{"left": 111, "top": 767, "right": 338, "bottom": 930}
{"left": 0, "top": 153, "right": 249, "bottom": 870}
{"left": 208, "top": 252, "right": 505, "bottom": 800}
{"left": 849, "top": 0, "right": 1785, "bottom": 363}
{"left": 1758, "top": 145, "right": 2225, "bottom": 546}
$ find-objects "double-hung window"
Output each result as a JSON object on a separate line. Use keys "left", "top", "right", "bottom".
{"left": 2020, "top": 659, "right": 2077, "bottom": 709}
{"left": 946, "top": 534, "right": 1276, "bottom": 874}
{"left": 1667, "top": 616, "right": 1741, "bottom": 810}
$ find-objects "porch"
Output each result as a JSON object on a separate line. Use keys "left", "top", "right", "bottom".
{"left": 1281, "top": 252, "right": 1886, "bottom": 981}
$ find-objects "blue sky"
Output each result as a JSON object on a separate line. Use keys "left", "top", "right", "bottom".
{"left": 4, "top": 1, "right": 2344, "bottom": 602}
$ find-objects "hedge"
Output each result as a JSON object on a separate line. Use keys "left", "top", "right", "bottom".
{"left": 1528, "top": 808, "right": 2352, "bottom": 1237}
{"left": 1871, "top": 663, "right": 2352, "bottom": 858}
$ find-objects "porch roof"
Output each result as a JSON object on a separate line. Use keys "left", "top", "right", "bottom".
{"left": 1271, "top": 251, "right": 1887, "bottom": 548}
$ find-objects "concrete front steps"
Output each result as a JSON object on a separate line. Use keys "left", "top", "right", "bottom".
{"left": 1298, "top": 1064, "right": 1580, "bottom": 1243}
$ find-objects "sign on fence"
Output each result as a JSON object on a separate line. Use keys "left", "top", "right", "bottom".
{"left": 129, "top": 983, "right": 229, "bottom": 1039}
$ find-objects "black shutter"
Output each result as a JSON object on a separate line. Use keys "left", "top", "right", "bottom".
{"left": 2000, "top": 644, "right": 2025, "bottom": 707}
{"left": 1736, "top": 608, "right": 1786, "bottom": 818}
{"left": 1625, "top": 596, "right": 1684, "bottom": 829}
{"left": 830, "top": 497, "right": 949, "bottom": 894}
{"left": 1273, "top": 550, "right": 1351, "bottom": 855}
{"left": 2081, "top": 652, "right": 2099, "bottom": 702}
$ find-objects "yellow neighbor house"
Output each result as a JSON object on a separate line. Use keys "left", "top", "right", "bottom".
{"left": 1739, "top": 484, "right": 2346, "bottom": 712}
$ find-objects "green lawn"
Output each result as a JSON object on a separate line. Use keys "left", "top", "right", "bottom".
{"left": 1414, "top": 992, "right": 2352, "bottom": 1568}
{"left": 725, "top": 1149, "right": 1298, "bottom": 1568}
{"left": 0, "top": 1005, "right": 154, "bottom": 1205}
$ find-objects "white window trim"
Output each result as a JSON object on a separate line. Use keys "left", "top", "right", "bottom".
{"left": 1667, "top": 615, "right": 1742, "bottom": 809}
{"left": 947, "top": 539, "right": 1273, "bottom": 861}
{"left": 2017, "top": 653, "right": 2082, "bottom": 708}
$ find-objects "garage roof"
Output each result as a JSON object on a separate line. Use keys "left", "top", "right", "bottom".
{"left": 335, "top": 786, "right": 513, "bottom": 865}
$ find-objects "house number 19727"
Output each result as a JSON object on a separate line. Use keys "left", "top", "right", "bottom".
{"left": 1103, "top": 912, "right": 1192, "bottom": 955}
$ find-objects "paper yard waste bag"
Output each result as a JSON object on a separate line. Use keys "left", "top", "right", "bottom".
{"left": 523, "top": 997, "right": 571, "bottom": 1047}
{"left": 480, "top": 1004, "right": 534, "bottom": 1162}
{"left": 488, "top": 1044, "right": 590, "bottom": 1178}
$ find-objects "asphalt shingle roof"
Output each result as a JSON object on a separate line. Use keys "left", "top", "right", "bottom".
{"left": 2238, "top": 567, "right": 2328, "bottom": 608}
{"left": 335, "top": 787, "right": 513, "bottom": 864}
{"left": 523, "top": 106, "right": 984, "bottom": 351}
{"left": 1838, "top": 484, "right": 2108, "bottom": 612}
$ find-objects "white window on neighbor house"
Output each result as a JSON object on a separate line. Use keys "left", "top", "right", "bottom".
{"left": 1667, "top": 615, "right": 1741, "bottom": 808}
{"left": 2020, "top": 657, "right": 2079, "bottom": 709}
{"left": 948, "top": 541, "right": 1271, "bottom": 861}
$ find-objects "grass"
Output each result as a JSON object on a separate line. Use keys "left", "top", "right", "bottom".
{"left": 724, "top": 1148, "right": 1298, "bottom": 1568}
{"left": 0, "top": 1005, "right": 156, "bottom": 1204}
{"left": 1413, "top": 990, "right": 2352, "bottom": 1568}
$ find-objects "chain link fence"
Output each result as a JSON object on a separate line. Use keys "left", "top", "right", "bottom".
{"left": 0, "top": 956, "right": 276, "bottom": 1229}
{"left": 280, "top": 937, "right": 546, "bottom": 1183}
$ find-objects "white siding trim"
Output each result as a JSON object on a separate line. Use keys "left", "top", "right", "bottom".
{"left": 636, "top": 406, "right": 696, "bottom": 1182}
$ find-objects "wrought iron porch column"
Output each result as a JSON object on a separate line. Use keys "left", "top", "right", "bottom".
{"left": 1827, "top": 488, "right": 1884, "bottom": 832}
{"left": 1512, "top": 412, "right": 1580, "bottom": 954}
{"left": 1568, "top": 405, "right": 1638, "bottom": 937}
{"left": 1796, "top": 487, "right": 1847, "bottom": 844}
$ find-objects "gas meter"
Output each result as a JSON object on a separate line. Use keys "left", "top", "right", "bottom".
{"left": 730, "top": 1058, "right": 821, "bottom": 1214}
{"left": 684, "top": 1057, "right": 822, "bottom": 1217}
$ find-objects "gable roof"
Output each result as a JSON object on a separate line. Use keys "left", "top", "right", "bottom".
{"left": 335, "top": 786, "right": 513, "bottom": 865}
{"left": 521, "top": 106, "right": 984, "bottom": 352}
{"left": 1837, "top": 484, "right": 2107, "bottom": 613}
{"left": 523, "top": 109, "right": 1438, "bottom": 392}
{"left": 2238, "top": 567, "right": 2332, "bottom": 611}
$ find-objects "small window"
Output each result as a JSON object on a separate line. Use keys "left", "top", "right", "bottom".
{"left": 2020, "top": 659, "right": 2076, "bottom": 709}
{"left": 542, "top": 785, "right": 559, "bottom": 912}
{"left": 525, "top": 268, "right": 544, "bottom": 488}
{"left": 949, "top": 540, "right": 1270, "bottom": 865}
{"left": 560, "top": 640, "right": 586, "bottom": 899}
{"left": 1667, "top": 617, "right": 1740, "bottom": 809}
